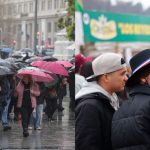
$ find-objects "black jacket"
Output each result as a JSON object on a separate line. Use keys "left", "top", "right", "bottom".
{"left": 112, "top": 85, "right": 150, "bottom": 150}
{"left": 76, "top": 92, "right": 115, "bottom": 150}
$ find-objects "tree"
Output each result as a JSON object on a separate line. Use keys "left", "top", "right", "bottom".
{"left": 65, "top": 0, "right": 75, "bottom": 41}
{"left": 57, "top": 0, "right": 75, "bottom": 41}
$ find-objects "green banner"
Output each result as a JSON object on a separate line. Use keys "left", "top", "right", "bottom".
{"left": 82, "top": 10, "right": 150, "bottom": 42}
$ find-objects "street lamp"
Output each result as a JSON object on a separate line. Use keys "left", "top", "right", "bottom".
{"left": 0, "top": 28, "right": 2, "bottom": 45}
{"left": 34, "top": 0, "right": 38, "bottom": 55}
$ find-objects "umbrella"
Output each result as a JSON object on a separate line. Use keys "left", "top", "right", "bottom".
{"left": 17, "top": 69, "right": 54, "bottom": 82}
{"left": 19, "top": 66, "right": 54, "bottom": 76}
{"left": 0, "top": 60, "right": 18, "bottom": 72}
{"left": 56, "top": 60, "right": 73, "bottom": 68}
{"left": 22, "top": 66, "right": 59, "bottom": 86}
{"left": 25, "top": 56, "right": 43, "bottom": 63}
{"left": 0, "top": 66, "right": 15, "bottom": 75}
{"left": 31, "top": 60, "right": 47, "bottom": 67}
{"left": 40, "top": 62, "right": 69, "bottom": 76}
{"left": 42, "top": 56, "right": 58, "bottom": 61}
{"left": 1, "top": 48, "right": 13, "bottom": 53}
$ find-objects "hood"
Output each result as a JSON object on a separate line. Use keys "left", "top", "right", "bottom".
{"left": 75, "top": 81, "right": 119, "bottom": 110}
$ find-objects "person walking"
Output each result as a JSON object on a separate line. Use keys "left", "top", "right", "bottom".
{"left": 75, "top": 53, "right": 128, "bottom": 150}
{"left": 112, "top": 49, "right": 150, "bottom": 150}
{"left": 16, "top": 75, "right": 40, "bottom": 137}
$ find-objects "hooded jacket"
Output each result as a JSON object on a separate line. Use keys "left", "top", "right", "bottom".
{"left": 16, "top": 81, "right": 40, "bottom": 108}
{"left": 75, "top": 81, "right": 117, "bottom": 150}
{"left": 112, "top": 84, "right": 150, "bottom": 150}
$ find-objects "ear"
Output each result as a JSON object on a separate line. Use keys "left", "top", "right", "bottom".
{"left": 141, "top": 78, "right": 146, "bottom": 83}
{"left": 103, "top": 74, "right": 110, "bottom": 82}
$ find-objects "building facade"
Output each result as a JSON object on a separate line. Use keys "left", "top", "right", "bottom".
{"left": 0, "top": 0, "right": 67, "bottom": 49}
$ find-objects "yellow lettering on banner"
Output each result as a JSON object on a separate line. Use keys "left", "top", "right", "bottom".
{"left": 133, "top": 25, "right": 140, "bottom": 34}
{"left": 118, "top": 23, "right": 150, "bottom": 35}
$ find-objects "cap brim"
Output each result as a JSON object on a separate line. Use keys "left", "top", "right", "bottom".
{"left": 86, "top": 74, "right": 97, "bottom": 82}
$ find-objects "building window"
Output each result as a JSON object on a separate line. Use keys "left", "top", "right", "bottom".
{"left": 48, "top": 0, "right": 52, "bottom": 10}
{"left": 0, "top": 7, "right": 3, "bottom": 16}
{"left": 60, "top": 0, "right": 65, "bottom": 8}
{"left": 13, "top": 25, "right": 16, "bottom": 34}
{"left": 18, "top": 4, "right": 22, "bottom": 13}
{"left": 54, "top": 0, "right": 59, "bottom": 9}
{"left": 13, "top": 5, "right": 17, "bottom": 15}
{"left": 47, "top": 22, "right": 51, "bottom": 33}
{"left": 3, "top": 6, "right": 6, "bottom": 15}
{"left": 41, "top": 0, "right": 45, "bottom": 11}
{"left": 24, "top": 3, "right": 27, "bottom": 13}
{"left": 37, "top": 2, "right": 40, "bottom": 12}
{"left": 8, "top": 5, "right": 12, "bottom": 16}
{"left": 29, "top": 2, "right": 33, "bottom": 13}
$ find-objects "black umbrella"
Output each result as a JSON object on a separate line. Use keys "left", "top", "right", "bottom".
{"left": 42, "top": 56, "right": 58, "bottom": 61}
{"left": 0, "top": 66, "right": 15, "bottom": 75}
{"left": 25, "top": 56, "right": 43, "bottom": 63}
{"left": 0, "top": 59, "right": 19, "bottom": 72}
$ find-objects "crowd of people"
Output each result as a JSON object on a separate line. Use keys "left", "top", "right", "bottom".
{"left": 0, "top": 56, "right": 75, "bottom": 138}
{"left": 75, "top": 49, "right": 150, "bottom": 150}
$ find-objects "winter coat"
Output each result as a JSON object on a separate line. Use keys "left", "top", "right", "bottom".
{"left": 112, "top": 85, "right": 150, "bottom": 150}
{"left": 36, "top": 83, "right": 45, "bottom": 105}
{"left": 0, "top": 77, "right": 9, "bottom": 108}
{"left": 76, "top": 92, "right": 115, "bottom": 150}
{"left": 16, "top": 81, "right": 40, "bottom": 108}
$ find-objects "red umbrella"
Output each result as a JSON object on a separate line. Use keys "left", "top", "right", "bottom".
{"left": 31, "top": 60, "right": 47, "bottom": 67}
{"left": 56, "top": 60, "right": 73, "bottom": 68}
{"left": 17, "top": 69, "right": 54, "bottom": 82}
{"left": 40, "top": 62, "right": 69, "bottom": 76}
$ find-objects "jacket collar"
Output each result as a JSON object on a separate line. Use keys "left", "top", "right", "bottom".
{"left": 129, "top": 84, "right": 150, "bottom": 96}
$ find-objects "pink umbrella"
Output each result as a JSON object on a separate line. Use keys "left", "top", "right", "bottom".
{"left": 56, "top": 60, "right": 73, "bottom": 68}
{"left": 31, "top": 60, "right": 47, "bottom": 68}
{"left": 40, "top": 62, "right": 69, "bottom": 76}
{"left": 17, "top": 69, "right": 54, "bottom": 82}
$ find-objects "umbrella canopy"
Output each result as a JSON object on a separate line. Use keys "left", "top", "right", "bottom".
{"left": 1, "top": 48, "right": 13, "bottom": 53}
{"left": 0, "top": 66, "right": 15, "bottom": 75}
{"left": 42, "top": 56, "right": 58, "bottom": 61}
{"left": 40, "top": 62, "right": 69, "bottom": 76}
{"left": 25, "top": 56, "right": 43, "bottom": 63}
{"left": 56, "top": 60, "right": 73, "bottom": 68}
{"left": 17, "top": 69, "right": 54, "bottom": 82}
{"left": 31, "top": 60, "right": 47, "bottom": 68}
{"left": 0, "top": 59, "right": 18, "bottom": 71}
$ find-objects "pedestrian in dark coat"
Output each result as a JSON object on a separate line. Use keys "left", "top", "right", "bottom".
{"left": 0, "top": 76, "right": 9, "bottom": 120}
{"left": 76, "top": 53, "right": 128, "bottom": 150}
{"left": 112, "top": 49, "right": 150, "bottom": 150}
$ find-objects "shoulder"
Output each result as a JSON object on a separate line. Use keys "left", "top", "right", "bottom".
{"left": 76, "top": 93, "right": 110, "bottom": 113}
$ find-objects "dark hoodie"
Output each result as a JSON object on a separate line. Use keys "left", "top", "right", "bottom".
{"left": 76, "top": 91, "right": 115, "bottom": 150}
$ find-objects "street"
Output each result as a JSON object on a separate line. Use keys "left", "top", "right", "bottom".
{"left": 0, "top": 96, "right": 75, "bottom": 150}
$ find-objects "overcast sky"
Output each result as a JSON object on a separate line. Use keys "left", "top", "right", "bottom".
{"left": 111, "top": 0, "right": 150, "bottom": 10}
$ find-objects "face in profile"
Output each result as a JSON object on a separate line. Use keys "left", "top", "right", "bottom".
{"left": 108, "top": 67, "right": 128, "bottom": 92}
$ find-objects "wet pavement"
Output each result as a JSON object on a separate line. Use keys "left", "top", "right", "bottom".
{"left": 0, "top": 96, "right": 75, "bottom": 150}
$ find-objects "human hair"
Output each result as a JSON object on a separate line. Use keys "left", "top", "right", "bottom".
{"left": 22, "top": 75, "right": 33, "bottom": 85}
{"left": 134, "top": 64, "right": 150, "bottom": 85}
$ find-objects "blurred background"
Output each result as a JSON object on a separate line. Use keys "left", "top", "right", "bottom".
{"left": 76, "top": 0, "right": 150, "bottom": 62}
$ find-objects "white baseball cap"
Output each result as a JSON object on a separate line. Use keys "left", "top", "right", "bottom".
{"left": 86, "top": 53, "right": 126, "bottom": 81}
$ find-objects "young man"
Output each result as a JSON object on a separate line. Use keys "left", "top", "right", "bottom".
{"left": 75, "top": 53, "right": 128, "bottom": 150}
